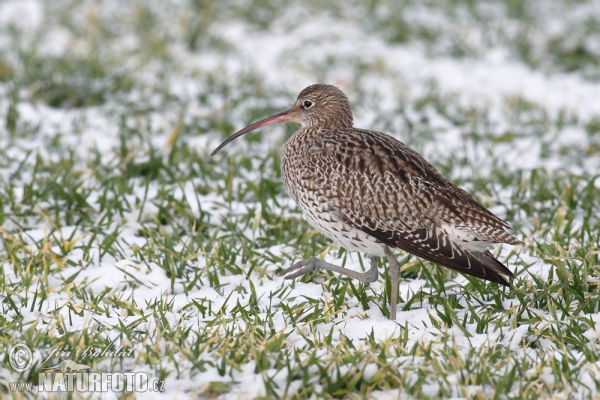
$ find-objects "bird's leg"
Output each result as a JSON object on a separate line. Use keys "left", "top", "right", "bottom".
{"left": 277, "top": 255, "right": 379, "bottom": 283}
{"left": 383, "top": 246, "right": 400, "bottom": 320}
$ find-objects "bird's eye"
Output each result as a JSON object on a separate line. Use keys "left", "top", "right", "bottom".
{"left": 303, "top": 100, "right": 313, "bottom": 109}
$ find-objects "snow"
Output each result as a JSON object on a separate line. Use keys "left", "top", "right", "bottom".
{"left": 1, "top": 0, "right": 600, "bottom": 398}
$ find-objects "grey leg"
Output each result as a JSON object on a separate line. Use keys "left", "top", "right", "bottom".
{"left": 383, "top": 246, "right": 400, "bottom": 320}
{"left": 277, "top": 255, "right": 379, "bottom": 283}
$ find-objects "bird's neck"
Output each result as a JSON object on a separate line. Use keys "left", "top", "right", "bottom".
{"left": 286, "top": 126, "right": 325, "bottom": 148}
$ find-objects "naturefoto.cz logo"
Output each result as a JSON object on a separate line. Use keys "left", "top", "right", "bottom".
{"left": 8, "top": 343, "right": 165, "bottom": 393}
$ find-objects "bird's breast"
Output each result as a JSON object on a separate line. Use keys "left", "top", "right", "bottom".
{"left": 280, "top": 133, "right": 386, "bottom": 256}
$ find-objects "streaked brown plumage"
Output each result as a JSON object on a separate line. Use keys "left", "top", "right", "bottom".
{"left": 212, "top": 84, "right": 521, "bottom": 320}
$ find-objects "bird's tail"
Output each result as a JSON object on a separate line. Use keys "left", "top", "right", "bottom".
{"left": 471, "top": 250, "right": 514, "bottom": 277}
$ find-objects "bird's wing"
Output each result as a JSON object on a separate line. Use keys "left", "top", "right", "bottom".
{"left": 302, "top": 129, "right": 519, "bottom": 283}
{"left": 358, "top": 224, "right": 513, "bottom": 284}
{"left": 305, "top": 129, "right": 520, "bottom": 244}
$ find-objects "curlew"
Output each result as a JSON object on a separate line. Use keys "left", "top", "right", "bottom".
{"left": 211, "top": 84, "right": 521, "bottom": 320}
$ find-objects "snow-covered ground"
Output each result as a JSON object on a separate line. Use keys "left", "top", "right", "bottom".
{"left": 1, "top": 0, "right": 600, "bottom": 398}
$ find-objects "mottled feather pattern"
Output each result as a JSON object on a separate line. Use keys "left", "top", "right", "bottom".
{"left": 282, "top": 116, "right": 521, "bottom": 285}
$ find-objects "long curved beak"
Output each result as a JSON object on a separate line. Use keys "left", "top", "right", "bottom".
{"left": 211, "top": 109, "right": 296, "bottom": 156}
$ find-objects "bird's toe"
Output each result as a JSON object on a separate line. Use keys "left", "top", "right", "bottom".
{"left": 277, "top": 257, "right": 320, "bottom": 280}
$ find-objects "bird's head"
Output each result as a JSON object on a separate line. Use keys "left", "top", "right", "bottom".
{"left": 211, "top": 84, "right": 353, "bottom": 156}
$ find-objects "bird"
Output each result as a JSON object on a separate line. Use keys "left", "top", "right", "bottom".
{"left": 211, "top": 84, "right": 521, "bottom": 320}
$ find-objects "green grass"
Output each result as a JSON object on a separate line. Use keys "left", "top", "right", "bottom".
{"left": 1, "top": 0, "right": 600, "bottom": 398}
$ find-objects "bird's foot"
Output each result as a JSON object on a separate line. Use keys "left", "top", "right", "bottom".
{"left": 277, "top": 256, "right": 379, "bottom": 283}
{"left": 277, "top": 257, "right": 323, "bottom": 280}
